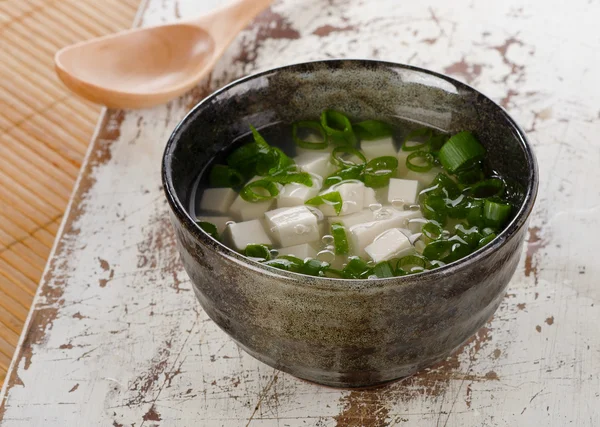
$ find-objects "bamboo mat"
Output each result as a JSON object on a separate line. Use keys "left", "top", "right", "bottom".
{"left": 0, "top": 0, "right": 141, "bottom": 385}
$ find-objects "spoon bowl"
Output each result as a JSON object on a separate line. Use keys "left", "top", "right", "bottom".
{"left": 54, "top": 0, "right": 271, "bottom": 109}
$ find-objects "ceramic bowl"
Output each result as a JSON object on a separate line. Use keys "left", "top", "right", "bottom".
{"left": 162, "top": 60, "right": 538, "bottom": 387}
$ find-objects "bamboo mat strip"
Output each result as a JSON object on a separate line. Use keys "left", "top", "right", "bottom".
{"left": 0, "top": 0, "right": 141, "bottom": 385}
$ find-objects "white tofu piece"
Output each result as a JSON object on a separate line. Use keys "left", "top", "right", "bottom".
{"left": 387, "top": 178, "right": 419, "bottom": 206}
{"left": 199, "top": 188, "right": 237, "bottom": 214}
{"left": 363, "top": 187, "right": 378, "bottom": 208}
{"left": 328, "top": 209, "right": 375, "bottom": 228}
{"left": 277, "top": 173, "right": 322, "bottom": 208}
{"left": 229, "top": 196, "right": 273, "bottom": 221}
{"left": 195, "top": 215, "right": 234, "bottom": 233}
{"left": 365, "top": 228, "right": 414, "bottom": 262}
{"left": 348, "top": 209, "right": 421, "bottom": 257}
{"left": 360, "top": 137, "right": 397, "bottom": 160}
{"left": 228, "top": 176, "right": 275, "bottom": 221}
{"left": 294, "top": 152, "right": 337, "bottom": 178}
{"left": 318, "top": 181, "right": 365, "bottom": 216}
{"left": 278, "top": 243, "right": 317, "bottom": 260}
{"left": 224, "top": 219, "right": 272, "bottom": 251}
{"left": 264, "top": 206, "right": 320, "bottom": 247}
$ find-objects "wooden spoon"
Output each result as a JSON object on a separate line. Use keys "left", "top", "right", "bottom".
{"left": 54, "top": 0, "right": 272, "bottom": 109}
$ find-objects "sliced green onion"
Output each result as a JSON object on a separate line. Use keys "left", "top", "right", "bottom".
{"left": 256, "top": 147, "right": 295, "bottom": 176}
{"left": 430, "top": 173, "right": 460, "bottom": 198}
{"left": 209, "top": 164, "right": 245, "bottom": 188}
{"left": 244, "top": 244, "right": 271, "bottom": 260}
{"left": 268, "top": 171, "right": 313, "bottom": 187}
{"left": 331, "top": 146, "right": 366, "bottom": 167}
{"left": 423, "top": 240, "right": 453, "bottom": 261}
{"left": 438, "top": 131, "right": 486, "bottom": 173}
{"left": 455, "top": 223, "right": 482, "bottom": 247}
{"left": 331, "top": 223, "right": 349, "bottom": 255}
{"left": 364, "top": 156, "right": 398, "bottom": 188}
{"left": 299, "top": 259, "right": 330, "bottom": 276}
{"left": 342, "top": 257, "right": 372, "bottom": 279}
{"left": 406, "top": 151, "right": 434, "bottom": 172}
{"left": 240, "top": 179, "right": 279, "bottom": 202}
{"left": 354, "top": 120, "right": 394, "bottom": 141}
{"left": 249, "top": 124, "right": 271, "bottom": 149}
{"left": 305, "top": 191, "right": 343, "bottom": 215}
{"left": 373, "top": 261, "right": 394, "bottom": 278}
{"left": 456, "top": 166, "right": 484, "bottom": 185}
{"left": 466, "top": 199, "right": 485, "bottom": 228}
{"left": 467, "top": 178, "right": 505, "bottom": 199}
{"left": 325, "top": 268, "right": 345, "bottom": 278}
{"left": 402, "top": 128, "right": 432, "bottom": 152}
{"left": 292, "top": 121, "right": 328, "bottom": 150}
{"left": 396, "top": 255, "right": 427, "bottom": 271}
{"left": 196, "top": 221, "right": 220, "bottom": 241}
{"left": 320, "top": 110, "right": 357, "bottom": 146}
{"left": 429, "top": 133, "right": 450, "bottom": 152}
{"left": 483, "top": 199, "right": 512, "bottom": 228}
{"left": 227, "top": 125, "right": 279, "bottom": 179}
{"left": 477, "top": 233, "right": 497, "bottom": 248}
{"left": 422, "top": 222, "right": 444, "bottom": 240}
{"left": 264, "top": 257, "right": 302, "bottom": 272}
{"left": 323, "top": 165, "right": 364, "bottom": 188}
{"left": 420, "top": 194, "right": 448, "bottom": 225}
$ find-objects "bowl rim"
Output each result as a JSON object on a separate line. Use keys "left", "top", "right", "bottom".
{"left": 162, "top": 58, "right": 539, "bottom": 290}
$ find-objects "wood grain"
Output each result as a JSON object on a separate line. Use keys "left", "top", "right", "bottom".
{"left": 1, "top": 0, "right": 600, "bottom": 425}
{"left": 0, "top": 0, "right": 140, "bottom": 386}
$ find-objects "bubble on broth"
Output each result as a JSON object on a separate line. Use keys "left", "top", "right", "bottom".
{"left": 369, "top": 203, "right": 383, "bottom": 212}
{"left": 322, "top": 235, "right": 334, "bottom": 245}
{"left": 316, "top": 250, "right": 335, "bottom": 263}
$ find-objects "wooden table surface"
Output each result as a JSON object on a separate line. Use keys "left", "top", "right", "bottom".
{"left": 0, "top": 0, "right": 139, "bottom": 384}
{"left": 1, "top": 0, "right": 599, "bottom": 425}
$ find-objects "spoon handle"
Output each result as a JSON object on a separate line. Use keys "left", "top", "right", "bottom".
{"left": 191, "top": 0, "right": 273, "bottom": 49}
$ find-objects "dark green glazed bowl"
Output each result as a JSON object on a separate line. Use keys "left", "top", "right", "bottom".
{"left": 162, "top": 60, "right": 538, "bottom": 387}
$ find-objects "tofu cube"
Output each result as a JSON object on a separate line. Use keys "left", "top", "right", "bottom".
{"left": 294, "top": 152, "right": 337, "bottom": 178}
{"left": 224, "top": 219, "right": 272, "bottom": 251}
{"left": 365, "top": 228, "right": 414, "bottom": 262}
{"left": 360, "top": 137, "right": 397, "bottom": 160}
{"left": 363, "top": 187, "right": 378, "bottom": 208}
{"left": 264, "top": 206, "right": 320, "bottom": 247}
{"left": 277, "top": 179, "right": 321, "bottom": 208}
{"left": 388, "top": 178, "right": 419, "bottom": 206}
{"left": 199, "top": 188, "right": 237, "bottom": 214}
{"left": 229, "top": 196, "right": 274, "bottom": 221}
{"left": 349, "top": 209, "right": 421, "bottom": 257}
{"left": 328, "top": 209, "right": 375, "bottom": 228}
{"left": 278, "top": 243, "right": 317, "bottom": 260}
{"left": 228, "top": 176, "right": 275, "bottom": 221}
{"left": 195, "top": 215, "right": 234, "bottom": 233}
{"left": 318, "top": 181, "right": 365, "bottom": 216}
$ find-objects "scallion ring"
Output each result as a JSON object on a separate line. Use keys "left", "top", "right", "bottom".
{"left": 422, "top": 222, "right": 444, "bottom": 240}
{"left": 292, "top": 121, "right": 328, "bottom": 150}
{"left": 402, "top": 128, "right": 432, "bottom": 152}
{"left": 320, "top": 110, "right": 357, "bottom": 146}
{"left": 331, "top": 223, "right": 349, "bottom": 255}
{"left": 331, "top": 146, "right": 366, "bottom": 167}
{"left": 467, "top": 178, "right": 505, "bottom": 199}
{"left": 438, "top": 131, "right": 486, "bottom": 173}
{"left": 244, "top": 244, "right": 271, "bottom": 260}
{"left": 406, "top": 151, "right": 434, "bottom": 172}
{"left": 364, "top": 156, "right": 399, "bottom": 188}
{"left": 240, "top": 179, "right": 280, "bottom": 202}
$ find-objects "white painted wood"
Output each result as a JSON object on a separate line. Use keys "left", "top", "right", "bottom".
{"left": 1, "top": 0, "right": 599, "bottom": 425}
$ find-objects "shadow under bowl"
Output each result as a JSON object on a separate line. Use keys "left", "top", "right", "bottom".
{"left": 162, "top": 59, "right": 538, "bottom": 388}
